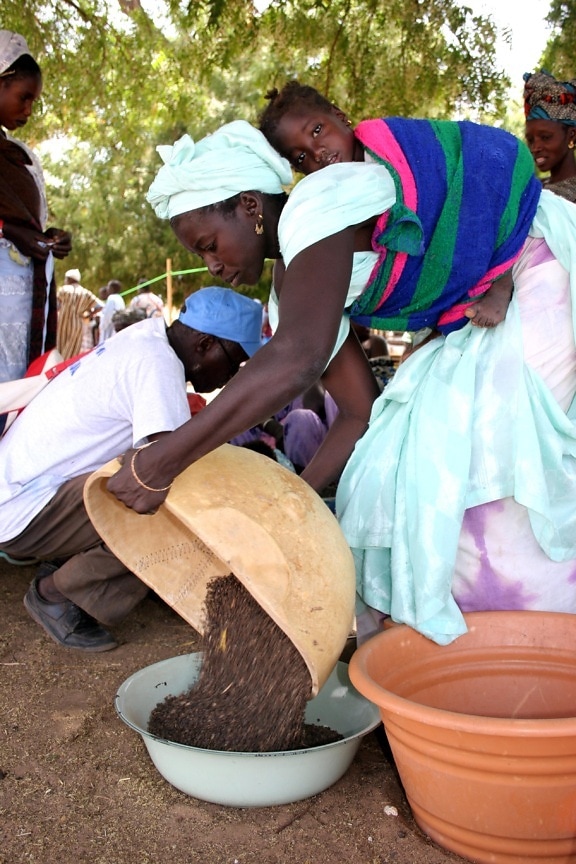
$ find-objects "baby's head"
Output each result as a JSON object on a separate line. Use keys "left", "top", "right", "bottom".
{"left": 258, "top": 80, "right": 359, "bottom": 174}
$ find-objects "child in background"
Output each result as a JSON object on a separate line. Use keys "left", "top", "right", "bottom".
{"left": 259, "top": 81, "right": 515, "bottom": 329}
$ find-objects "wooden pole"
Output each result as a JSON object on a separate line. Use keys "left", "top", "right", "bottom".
{"left": 166, "top": 258, "right": 173, "bottom": 321}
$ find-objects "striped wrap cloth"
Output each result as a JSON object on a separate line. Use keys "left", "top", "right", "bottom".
{"left": 350, "top": 118, "right": 542, "bottom": 334}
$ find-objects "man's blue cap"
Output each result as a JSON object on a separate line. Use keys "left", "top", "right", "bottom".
{"left": 179, "top": 286, "right": 264, "bottom": 357}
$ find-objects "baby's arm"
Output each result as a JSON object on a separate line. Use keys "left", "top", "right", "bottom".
{"left": 464, "top": 270, "right": 514, "bottom": 328}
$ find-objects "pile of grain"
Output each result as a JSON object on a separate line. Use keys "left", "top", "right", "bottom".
{"left": 149, "top": 573, "right": 342, "bottom": 752}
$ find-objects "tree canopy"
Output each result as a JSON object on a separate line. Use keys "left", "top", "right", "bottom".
{"left": 541, "top": 0, "right": 576, "bottom": 78}
{"left": 2, "top": 0, "right": 535, "bottom": 305}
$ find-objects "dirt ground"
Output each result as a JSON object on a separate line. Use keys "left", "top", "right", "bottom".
{"left": 0, "top": 559, "right": 466, "bottom": 864}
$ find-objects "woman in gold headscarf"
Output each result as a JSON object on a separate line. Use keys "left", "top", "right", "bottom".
{"left": 523, "top": 70, "right": 576, "bottom": 203}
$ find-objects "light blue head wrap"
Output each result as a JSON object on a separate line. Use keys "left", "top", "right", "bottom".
{"left": 146, "top": 120, "right": 293, "bottom": 220}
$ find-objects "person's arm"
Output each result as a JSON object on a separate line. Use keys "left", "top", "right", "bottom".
{"left": 299, "top": 327, "right": 381, "bottom": 493}
{"left": 2, "top": 222, "right": 72, "bottom": 261}
{"left": 107, "top": 227, "right": 357, "bottom": 513}
{"left": 2, "top": 222, "right": 48, "bottom": 259}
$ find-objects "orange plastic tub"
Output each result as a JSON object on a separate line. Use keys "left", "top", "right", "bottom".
{"left": 349, "top": 611, "right": 576, "bottom": 863}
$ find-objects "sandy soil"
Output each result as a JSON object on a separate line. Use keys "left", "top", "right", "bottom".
{"left": 0, "top": 559, "right": 466, "bottom": 864}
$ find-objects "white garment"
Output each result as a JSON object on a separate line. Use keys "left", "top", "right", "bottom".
{"left": 0, "top": 241, "right": 33, "bottom": 383}
{"left": 0, "top": 317, "right": 191, "bottom": 542}
{"left": 336, "top": 194, "right": 576, "bottom": 644}
{"left": 270, "top": 162, "right": 394, "bottom": 363}
{"left": 129, "top": 291, "right": 165, "bottom": 319}
{"left": 98, "top": 293, "right": 126, "bottom": 344}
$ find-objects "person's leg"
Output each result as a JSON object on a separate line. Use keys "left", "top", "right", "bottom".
{"left": 53, "top": 542, "right": 149, "bottom": 627}
{"left": 2, "top": 474, "right": 148, "bottom": 649}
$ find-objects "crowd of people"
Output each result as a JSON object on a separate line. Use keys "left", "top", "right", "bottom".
{"left": 2, "top": 23, "right": 576, "bottom": 654}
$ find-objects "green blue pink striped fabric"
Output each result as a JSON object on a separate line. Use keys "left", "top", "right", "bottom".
{"left": 350, "top": 118, "right": 541, "bottom": 333}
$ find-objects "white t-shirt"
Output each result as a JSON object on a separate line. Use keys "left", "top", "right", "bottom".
{"left": 0, "top": 317, "right": 191, "bottom": 542}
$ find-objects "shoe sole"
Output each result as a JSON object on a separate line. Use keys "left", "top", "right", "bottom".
{"left": 24, "top": 592, "right": 118, "bottom": 653}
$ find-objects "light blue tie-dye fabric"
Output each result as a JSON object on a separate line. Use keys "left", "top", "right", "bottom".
{"left": 336, "top": 189, "right": 576, "bottom": 644}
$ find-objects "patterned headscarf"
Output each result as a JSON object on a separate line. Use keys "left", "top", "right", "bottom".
{"left": 0, "top": 30, "right": 32, "bottom": 76}
{"left": 523, "top": 70, "right": 576, "bottom": 126}
{"left": 147, "top": 120, "right": 293, "bottom": 220}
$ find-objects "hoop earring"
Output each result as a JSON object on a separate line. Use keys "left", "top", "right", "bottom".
{"left": 255, "top": 214, "right": 264, "bottom": 235}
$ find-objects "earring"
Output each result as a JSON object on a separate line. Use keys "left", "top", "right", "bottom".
{"left": 570, "top": 140, "right": 575, "bottom": 150}
{"left": 255, "top": 214, "right": 264, "bottom": 235}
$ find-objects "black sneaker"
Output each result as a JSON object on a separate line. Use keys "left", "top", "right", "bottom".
{"left": 24, "top": 575, "right": 118, "bottom": 652}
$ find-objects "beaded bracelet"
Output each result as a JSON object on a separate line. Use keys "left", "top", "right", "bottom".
{"left": 130, "top": 442, "right": 173, "bottom": 493}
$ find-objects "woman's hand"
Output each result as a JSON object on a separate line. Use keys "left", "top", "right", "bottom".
{"left": 44, "top": 227, "right": 72, "bottom": 259}
{"left": 106, "top": 446, "right": 172, "bottom": 514}
{"left": 2, "top": 222, "right": 47, "bottom": 258}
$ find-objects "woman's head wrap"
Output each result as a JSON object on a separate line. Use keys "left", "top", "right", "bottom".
{"left": 523, "top": 70, "right": 576, "bottom": 126}
{"left": 147, "top": 120, "right": 293, "bottom": 220}
{"left": 0, "top": 31, "right": 33, "bottom": 76}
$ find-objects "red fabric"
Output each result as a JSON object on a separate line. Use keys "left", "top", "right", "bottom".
{"left": 187, "top": 393, "right": 206, "bottom": 415}
{"left": 24, "top": 349, "right": 91, "bottom": 379}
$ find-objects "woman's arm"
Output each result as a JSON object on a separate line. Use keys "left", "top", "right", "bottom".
{"left": 2, "top": 222, "right": 72, "bottom": 261}
{"left": 107, "top": 227, "right": 357, "bottom": 512}
{"left": 299, "top": 327, "right": 381, "bottom": 494}
{"left": 2, "top": 221, "right": 48, "bottom": 259}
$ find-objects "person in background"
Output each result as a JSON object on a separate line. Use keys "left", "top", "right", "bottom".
{"left": 98, "top": 279, "right": 125, "bottom": 344}
{"left": 351, "top": 322, "right": 396, "bottom": 391}
{"left": 112, "top": 306, "right": 146, "bottom": 332}
{"left": 129, "top": 282, "right": 165, "bottom": 319}
{"left": 0, "top": 30, "right": 71, "bottom": 384}
{"left": 231, "top": 381, "right": 338, "bottom": 477}
{"left": 523, "top": 70, "right": 576, "bottom": 204}
{"left": 278, "top": 382, "right": 338, "bottom": 474}
{"left": 57, "top": 268, "right": 102, "bottom": 358}
{"left": 0, "top": 286, "right": 263, "bottom": 652}
{"left": 351, "top": 321, "right": 390, "bottom": 359}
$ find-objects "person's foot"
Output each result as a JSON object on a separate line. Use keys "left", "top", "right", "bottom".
{"left": 464, "top": 278, "right": 513, "bottom": 328}
{"left": 24, "top": 570, "right": 117, "bottom": 652}
{"left": 465, "top": 296, "right": 506, "bottom": 327}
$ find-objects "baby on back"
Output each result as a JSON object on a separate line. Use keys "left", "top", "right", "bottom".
{"left": 259, "top": 80, "right": 515, "bottom": 329}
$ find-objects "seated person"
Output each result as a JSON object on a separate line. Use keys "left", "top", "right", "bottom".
{"left": 0, "top": 286, "right": 264, "bottom": 652}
